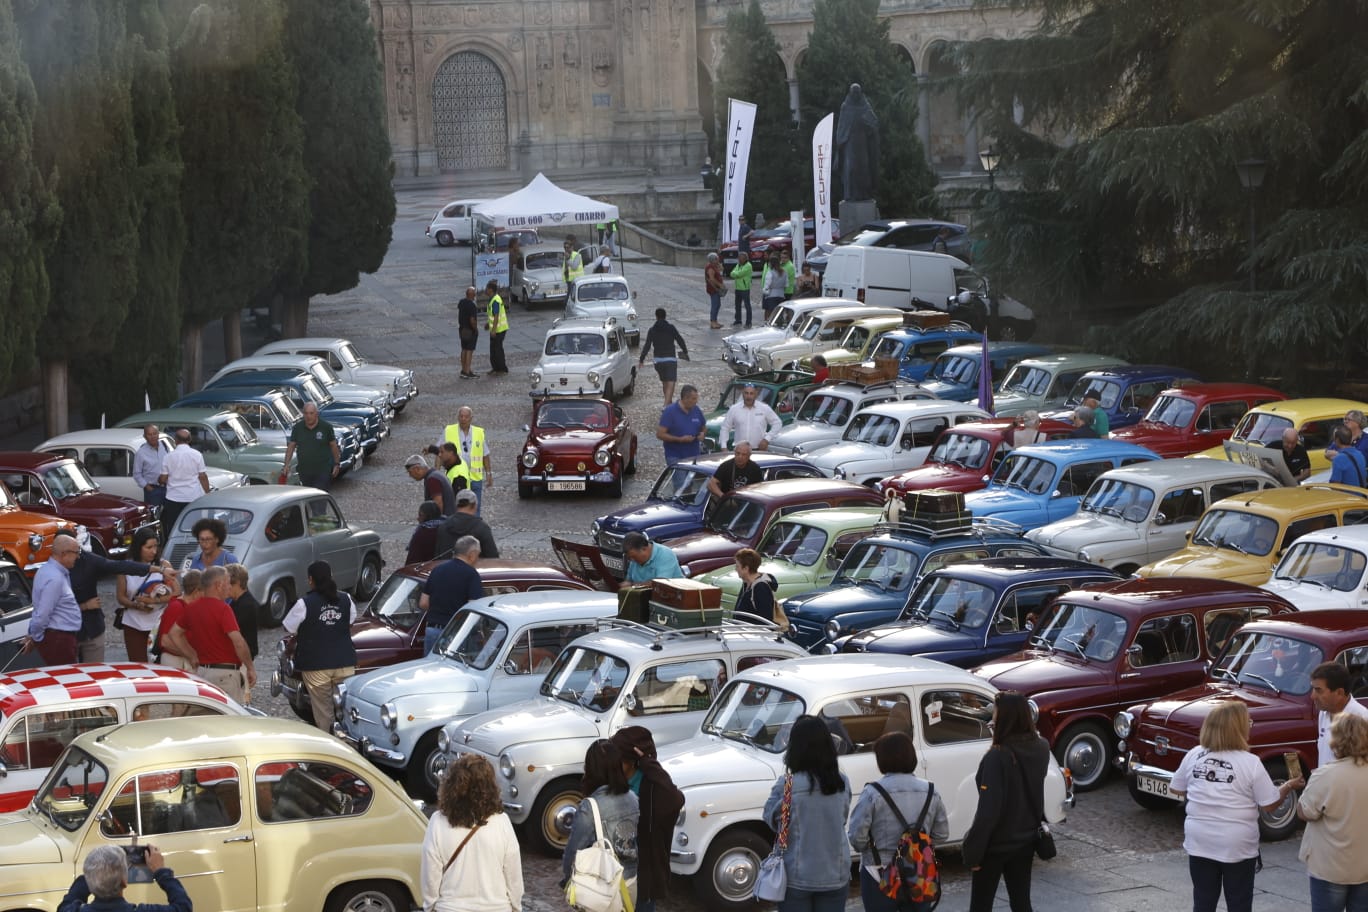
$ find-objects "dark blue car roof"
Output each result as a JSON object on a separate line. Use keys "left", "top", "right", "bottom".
{"left": 1074, "top": 364, "right": 1202, "bottom": 385}
{"left": 920, "top": 556, "right": 1119, "bottom": 588}
{"left": 173, "top": 388, "right": 291, "bottom": 406}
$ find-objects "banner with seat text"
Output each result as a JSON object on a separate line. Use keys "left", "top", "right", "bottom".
{"left": 721, "top": 98, "right": 757, "bottom": 245}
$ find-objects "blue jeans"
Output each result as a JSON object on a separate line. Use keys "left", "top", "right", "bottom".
{"left": 709, "top": 292, "right": 722, "bottom": 323}
{"left": 1310, "top": 876, "right": 1368, "bottom": 912}
{"left": 778, "top": 885, "right": 846, "bottom": 912}
{"left": 469, "top": 479, "right": 483, "bottom": 514}
{"left": 1189, "top": 855, "right": 1257, "bottom": 912}
{"left": 424, "top": 624, "right": 447, "bottom": 655}
{"left": 734, "top": 290, "right": 751, "bottom": 325}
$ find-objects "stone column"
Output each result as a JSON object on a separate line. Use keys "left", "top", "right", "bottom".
{"left": 788, "top": 78, "right": 800, "bottom": 126}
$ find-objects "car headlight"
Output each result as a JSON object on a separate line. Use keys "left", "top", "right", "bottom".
{"left": 437, "top": 729, "right": 450, "bottom": 753}
{"left": 834, "top": 467, "right": 847, "bottom": 479}
{"left": 499, "top": 752, "right": 516, "bottom": 779}
{"left": 530, "top": 370, "right": 542, "bottom": 385}
{"left": 1114, "top": 711, "right": 1133, "bottom": 739}
{"left": 587, "top": 370, "right": 601, "bottom": 385}
{"left": 528, "top": 280, "right": 540, "bottom": 291}
{"left": 591, "top": 519, "right": 601, "bottom": 537}
{"left": 114, "top": 519, "right": 125, "bottom": 537}
{"left": 29, "top": 533, "right": 43, "bottom": 550}
{"left": 594, "top": 449, "right": 611, "bottom": 466}
{"left": 522, "top": 449, "right": 539, "bottom": 467}
{"left": 1078, "top": 548, "right": 1094, "bottom": 563}
{"left": 380, "top": 701, "right": 397, "bottom": 731}
{"left": 825, "top": 619, "right": 843, "bottom": 640}
{"left": 792, "top": 443, "right": 805, "bottom": 456}
{"left": 627, "top": 310, "right": 638, "bottom": 322}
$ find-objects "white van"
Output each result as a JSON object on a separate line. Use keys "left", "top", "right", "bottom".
{"left": 821, "top": 247, "right": 975, "bottom": 310}
{"left": 426, "top": 198, "right": 488, "bottom": 246}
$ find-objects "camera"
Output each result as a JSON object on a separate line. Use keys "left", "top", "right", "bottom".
{"left": 123, "top": 845, "right": 148, "bottom": 865}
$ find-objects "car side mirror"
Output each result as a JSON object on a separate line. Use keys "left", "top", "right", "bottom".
{"left": 1126, "top": 644, "right": 1144, "bottom": 662}
{"left": 1154, "top": 512, "right": 1169, "bottom": 526}
{"left": 0, "top": 758, "right": 6, "bottom": 778}
{"left": 826, "top": 551, "right": 841, "bottom": 569}
{"left": 502, "top": 660, "right": 521, "bottom": 675}
{"left": 981, "top": 475, "right": 991, "bottom": 483}
{"left": 1050, "top": 490, "right": 1062, "bottom": 498}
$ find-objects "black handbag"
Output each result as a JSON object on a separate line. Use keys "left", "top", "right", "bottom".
{"left": 1012, "top": 748, "right": 1056, "bottom": 861}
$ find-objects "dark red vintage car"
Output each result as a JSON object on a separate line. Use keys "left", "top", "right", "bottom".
{"left": 876, "top": 418, "right": 1072, "bottom": 498}
{"left": 517, "top": 397, "right": 638, "bottom": 498}
{"left": 718, "top": 216, "right": 841, "bottom": 273}
{"left": 0, "top": 452, "right": 156, "bottom": 558}
{"left": 1109, "top": 382, "right": 1287, "bottom": 458}
{"left": 661, "top": 477, "right": 883, "bottom": 577}
{"left": 971, "top": 577, "right": 1297, "bottom": 790}
{"left": 1117, "top": 610, "right": 1368, "bottom": 839}
{"left": 270, "top": 558, "right": 595, "bottom": 721}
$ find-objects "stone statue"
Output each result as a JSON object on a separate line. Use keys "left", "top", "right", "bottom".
{"left": 835, "top": 83, "right": 880, "bottom": 202}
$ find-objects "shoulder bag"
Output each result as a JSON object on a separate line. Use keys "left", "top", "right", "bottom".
{"left": 755, "top": 773, "right": 791, "bottom": 902}
{"left": 565, "top": 798, "right": 634, "bottom": 912}
{"left": 441, "top": 822, "right": 481, "bottom": 875}
{"left": 1011, "top": 749, "right": 1056, "bottom": 860}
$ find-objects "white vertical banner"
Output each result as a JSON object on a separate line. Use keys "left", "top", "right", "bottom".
{"left": 721, "top": 98, "right": 757, "bottom": 244}
{"left": 811, "top": 113, "right": 835, "bottom": 248}
{"left": 789, "top": 209, "right": 806, "bottom": 270}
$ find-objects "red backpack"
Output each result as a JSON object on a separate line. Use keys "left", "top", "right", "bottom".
{"left": 870, "top": 782, "right": 941, "bottom": 909}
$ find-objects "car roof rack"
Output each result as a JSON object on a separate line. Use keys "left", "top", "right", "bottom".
{"left": 873, "top": 515, "right": 1026, "bottom": 540}
{"left": 593, "top": 612, "right": 789, "bottom": 648}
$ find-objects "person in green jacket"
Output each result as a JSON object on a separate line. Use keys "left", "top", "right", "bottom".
{"left": 781, "top": 249, "right": 797, "bottom": 300}
{"left": 732, "top": 258, "right": 753, "bottom": 327}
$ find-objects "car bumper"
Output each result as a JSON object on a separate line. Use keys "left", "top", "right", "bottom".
{"left": 522, "top": 471, "right": 619, "bottom": 491}
{"left": 332, "top": 721, "right": 408, "bottom": 767}
{"left": 1126, "top": 758, "right": 1180, "bottom": 802}
{"left": 530, "top": 385, "right": 606, "bottom": 398}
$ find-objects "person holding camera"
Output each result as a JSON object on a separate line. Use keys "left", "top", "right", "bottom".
{"left": 58, "top": 844, "right": 191, "bottom": 912}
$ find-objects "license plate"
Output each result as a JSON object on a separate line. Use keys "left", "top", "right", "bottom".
{"left": 1135, "top": 774, "right": 1171, "bottom": 799}
{"left": 547, "top": 481, "right": 585, "bottom": 492}
{"left": 603, "top": 553, "right": 623, "bottom": 571}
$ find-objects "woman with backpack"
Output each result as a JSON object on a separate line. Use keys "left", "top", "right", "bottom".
{"left": 734, "top": 548, "right": 786, "bottom": 631}
{"left": 848, "top": 732, "right": 949, "bottom": 911}
{"left": 562, "top": 740, "right": 639, "bottom": 904}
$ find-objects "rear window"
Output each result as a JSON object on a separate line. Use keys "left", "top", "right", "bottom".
{"left": 179, "top": 507, "right": 253, "bottom": 535}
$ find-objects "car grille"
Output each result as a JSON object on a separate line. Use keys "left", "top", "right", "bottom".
{"left": 790, "top": 618, "right": 827, "bottom": 646}
{"left": 168, "top": 543, "right": 195, "bottom": 566}
{"left": 596, "top": 529, "right": 625, "bottom": 552}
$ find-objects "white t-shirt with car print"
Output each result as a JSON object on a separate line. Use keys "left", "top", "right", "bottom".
{"left": 1172, "top": 747, "right": 1281, "bottom": 863}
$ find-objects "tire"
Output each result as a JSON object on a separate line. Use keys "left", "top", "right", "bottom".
{"left": 1113, "top": 564, "right": 1140, "bottom": 577}
{"left": 1257, "top": 758, "right": 1301, "bottom": 841}
{"left": 624, "top": 439, "right": 637, "bottom": 475}
{"left": 287, "top": 686, "right": 315, "bottom": 725}
{"left": 353, "top": 553, "right": 382, "bottom": 601}
{"left": 435, "top": 230, "right": 454, "bottom": 247}
{"left": 694, "top": 828, "right": 772, "bottom": 911}
{"left": 1054, "top": 721, "right": 1111, "bottom": 791}
{"left": 518, "top": 481, "right": 534, "bottom": 499}
{"left": 622, "top": 368, "right": 636, "bottom": 397}
{"left": 605, "top": 468, "right": 623, "bottom": 498}
{"left": 324, "top": 881, "right": 407, "bottom": 912}
{"left": 603, "top": 379, "right": 614, "bottom": 400}
{"left": 1126, "top": 775, "right": 1173, "bottom": 810}
{"left": 527, "top": 777, "right": 583, "bottom": 856}
{"left": 405, "top": 731, "right": 443, "bottom": 802}
{"left": 264, "top": 581, "right": 293, "bottom": 628}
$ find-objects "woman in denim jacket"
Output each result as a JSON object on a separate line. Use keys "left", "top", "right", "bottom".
{"left": 562, "top": 740, "right": 640, "bottom": 889}
{"left": 763, "top": 715, "right": 852, "bottom": 912}
{"left": 848, "top": 732, "right": 950, "bottom": 911}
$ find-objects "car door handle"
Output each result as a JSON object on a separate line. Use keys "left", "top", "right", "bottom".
{"left": 223, "top": 834, "right": 253, "bottom": 844}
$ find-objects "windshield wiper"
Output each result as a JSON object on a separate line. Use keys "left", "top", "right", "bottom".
{"left": 1244, "top": 672, "right": 1281, "bottom": 694}
{"left": 1061, "top": 635, "right": 1089, "bottom": 662}
{"left": 929, "top": 609, "right": 961, "bottom": 631}
{"left": 1295, "top": 577, "right": 1330, "bottom": 589}
{"left": 1222, "top": 539, "right": 1251, "bottom": 555}
{"left": 721, "top": 728, "right": 757, "bottom": 747}
{"left": 1211, "top": 665, "right": 1238, "bottom": 682}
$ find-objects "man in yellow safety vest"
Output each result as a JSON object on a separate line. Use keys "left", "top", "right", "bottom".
{"left": 484, "top": 279, "right": 508, "bottom": 373}
{"left": 563, "top": 236, "right": 585, "bottom": 285}
{"left": 444, "top": 406, "right": 492, "bottom": 513}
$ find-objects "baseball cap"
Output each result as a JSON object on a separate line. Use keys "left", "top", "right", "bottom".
{"left": 455, "top": 489, "right": 478, "bottom": 507}
{"left": 404, "top": 454, "right": 428, "bottom": 469}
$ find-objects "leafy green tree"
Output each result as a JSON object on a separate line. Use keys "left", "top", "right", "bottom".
{"left": 948, "top": 0, "right": 1368, "bottom": 388}
{"left": 797, "top": 0, "right": 939, "bottom": 216}
{"left": 0, "top": 0, "right": 59, "bottom": 393}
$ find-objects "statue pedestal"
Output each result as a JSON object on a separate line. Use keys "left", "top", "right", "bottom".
{"left": 839, "top": 199, "right": 880, "bottom": 233}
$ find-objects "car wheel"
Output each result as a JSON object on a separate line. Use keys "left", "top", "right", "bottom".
{"left": 624, "top": 439, "right": 638, "bottom": 475}
{"left": 605, "top": 468, "right": 623, "bottom": 498}
{"left": 622, "top": 368, "right": 636, "bottom": 397}
{"left": 694, "top": 827, "right": 771, "bottom": 911}
{"left": 435, "top": 230, "right": 454, "bottom": 247}
{"left": 527, "top": 777, "right": 582, "bottom": 856}
{"left": 324, "top": 881, "right": 407, "bottom": 912}
{"left": 264, "top": 581, "right": 293, "bottom": 628}
{"left": 518, "top": 481, "right": 534, "bottom": 499}
{"left": 1054, "top": 722, "right": 1111, "bottom": 791}
{"left": 1126, "top": 775, "right": 1173, "bottom": 811}
{"left": 603, "top": 379, "right": 614, "bottom": 400}
{"left": 288, "top": 686, "right": 315, "bottom": 725}
{"left": 406, "top": 731, "right": 443, "bottom": 802}
{"left": 1113, "top": 563, "right": 1140, "bottom": 577}
{"left": 1258, "top": 758, "right": 1301, "bottom": 840}
{"left": 353, "top": 553, "right": 382, "bottom": 601}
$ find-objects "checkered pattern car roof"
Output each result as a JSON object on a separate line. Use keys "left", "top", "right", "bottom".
{"left": 0, "top": 662, "right": 231, "bottom": 716}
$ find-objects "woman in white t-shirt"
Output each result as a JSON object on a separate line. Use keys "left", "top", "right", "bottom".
{"left": 116, "top": 529, "right": 176, "bottom": 663}
{"left": 1171, "top": 701, "right": 1301, "bottom": 912}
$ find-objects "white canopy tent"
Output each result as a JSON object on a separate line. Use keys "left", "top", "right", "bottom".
{"left": 472, "top": 173, "right": 619, "bottom": 230}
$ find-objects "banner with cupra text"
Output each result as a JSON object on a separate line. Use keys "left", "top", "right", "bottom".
{"left": 811, "top": 113, "right": 834, "bottom": 249}
{"left": 721, "top": 99, "right": 757, "bottom": 244}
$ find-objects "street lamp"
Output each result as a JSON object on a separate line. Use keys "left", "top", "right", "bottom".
{"left": 979, "top": 146, "right": 1000, "bottom": 190}
{"left": 1236, "top": 158, "right": 1267, "bottom": 291}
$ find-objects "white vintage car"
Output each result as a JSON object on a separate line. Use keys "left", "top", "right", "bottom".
{"left": 564, "top": 274, "right": 640, "bottom": 346}
{"left": 722, "top": 298, "right": 846, "bottom": 375}
{"left": 1261, "top": 525, "right": 1368, "bottom": 611}
{"left": 767, "top": 379, "right": 937, "bottom": 457}
{"left": 804, "top": 400, "right": 991, "bottom": 486}
{"left": 530, "top": 317, "right": 638, "bottom": 400}
{"left": 662, "top": 654, "right": 1073, "bottom": 910}
{"left": 511, "top": 246, "right": 569, "bottom": 306}
{"left": 254, "top": 337, "right": 419, "bottom": 411}
{"left": 38, "top": 429, "right": 250, "bottom": 503}
{"left": 754, "top": 305, "right": 903, "bottom": 372}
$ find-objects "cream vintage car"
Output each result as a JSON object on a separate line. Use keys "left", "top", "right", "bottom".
{"left": 0, "top": 717, "right": 426, "bottom": 912}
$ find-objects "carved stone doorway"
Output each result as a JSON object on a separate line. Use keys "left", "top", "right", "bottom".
{"left": 432, "top": 51, "right": 508, "bottom": 171}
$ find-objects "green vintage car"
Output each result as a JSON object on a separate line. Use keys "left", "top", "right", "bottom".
{"left": 696, "top": 505, "right": 884, "bottom": 609}
{"left": 702, "top": 370, "right": 820, "bottom": 452}
{"left": 117, "top": 408, "right": 298, "bottom": 485}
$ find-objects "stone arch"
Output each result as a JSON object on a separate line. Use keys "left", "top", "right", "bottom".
{"left": 430, "top": 50, "right": 510, "bottom": 172}
{"left": 921, "top": 40, "right": 969, "bottom": 171}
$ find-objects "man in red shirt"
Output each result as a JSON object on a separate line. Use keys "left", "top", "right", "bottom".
{"left": 166, "top": 566, "right": 256, "bottom": 704}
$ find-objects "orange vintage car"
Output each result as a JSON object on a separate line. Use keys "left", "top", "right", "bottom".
{"left": 0, "top": 478, "right": 74, "bottom": 575}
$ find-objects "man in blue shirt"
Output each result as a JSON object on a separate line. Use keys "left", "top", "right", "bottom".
{"left": 621, "top": 532, "right": 683, "bottom": 590}
{"left": 1328, "top": 426, "right": 1367, "bottom": 486}
{"left": 419, "top": 536, "right": 485, "bottom": 654}
{"left": 657, "top": 385, "right": 705, "bottom": 465}
{"left": 23, "top": 535, "right": 84, "bottom": 664}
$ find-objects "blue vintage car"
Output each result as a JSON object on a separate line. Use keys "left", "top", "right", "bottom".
{"left": 916, "top": 341, "right": 1052, "bottom": 401}
{"left": 962, "top": 439, "right": 1162, "bottom": 530}
{"left": 863, "top": 326, "right": 983, "bottom": 382}
{"left": 1042, "top": 365, "right": 1203, "bottom": 431}
{"left": 590, "top": 452, "right": 822, "bottom": 574}
{"left": 781, "top": 519, "right": 1047, "bottom": 650}
{"left": 833, "top": 558, "right": 1121, "bottom": 664}
{"left": 205, "top": 368, "right": 388, "bottom": 453}
{"left": 172, "top": 387, "right": 364, "bottom": 473}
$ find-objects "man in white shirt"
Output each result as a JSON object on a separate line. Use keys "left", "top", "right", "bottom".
{"left": 131, "top": 424, "right": 166, "bottom": 508}
{"left": 1311, "top": 661, "right": 1368, "bottom": 767}
{"left": 718, "top": 382, "right": 782, "bottom": 451}
{"left": 159, "top": 429, "right": 210, "bottom": 536}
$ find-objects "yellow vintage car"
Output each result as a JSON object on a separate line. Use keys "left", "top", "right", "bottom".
{"left": 1189, "top": 397, "right": 1368, "bottom": 473}
{"left": 797, "top": 314, "right": 905, "bottom": 369}
{"left": 1136, "top": 484, "right": 1368, "bottom": 585}
{"left": 0, "top": 717, "right": 426, "bottom": 912}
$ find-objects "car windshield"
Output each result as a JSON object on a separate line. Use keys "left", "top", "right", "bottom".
{"left": 305, "top": 361, "right": 340, "bottom": 386}
{"left": 928, "top": 354, "right": 978, "bottom": 384}
{"left": 1272, "top": 540, "right": 1368, "bottom": 590}
{"left": 993, "top": 453, "right": 1057, "bottom": 495}
{"left": 871, "top": 337, "right": 906, "bottom": 361}
{"left": 649, "top": 465, "right": 711, "bottom": 505}
{"left": 769, "top": 306, "right": 798, "bottom": 329}
{"left": 33, "top": 747, "right": 109, "bottom": 832}
{"left": 1144, "top": 394, "right": 1197, "bottom": 429}
{"left": 1000, "top": 365, "right": 1054, "bottom": 396}
{"left": 338, "top": 342, "right": 364, "bottom": 367}
{"left": 757, "top": 521, "right": 828, "bottom": 566}
{"left": 796, "top": 393, "right": 855, "bottom": 426}
{"left": 1030, "top": 601, "right": 1129, "bottom": 662}
{"left": 299, "top": 376, "right": 334, "bottom": 405}
{"left": 797, "top": 316, "right": 824, "bottom": 341}
{"left": 538, "top": 400, "right": 612, "bottom": 429}
{"left": 546, "top": 333, "right": 606, "bottom": 356}
{"left": 701, "top": 680, "right": 806, "bottom": 753}
{"left": 215, "top": 415, "right": 258, "bottom": 449}
{"left": 707, "top": 497, "right": 765, "bottom": 539}
{"left": 179, "top": 507, "right": 252, "bottom": 534}
{"left": 840, "top": 326, "right": 871, "bottom": 353}
{"left": 576, "top": 283, "right": 629, "bottom": 302}
{"left": 1212, "top": 631, "right": 1324, "bottom": 695}
{"left": 835, "top": 541, "right": 918, "bottom": 591}
{"left": 1189, "top": 508, "right": 1279, "bottom": 556}
{"left": 718, "top": 384, "right": 776, "bottom": 409}
{"left": 905, "top": 576, "right": 997, "bottom": 629}
{"left": 41, "top": 462, "right": 98, "bottom": 498}
{"left": 1232, "top": 410, "right": 1293, "bottom": 445}
{"left": 366, "top": 574, "right": 423, "bottom": 630}
{"left": 1081, "top": 478, "right": 1155, "bottom": 522}
{"left": 1065, "top": 378, "right": 1121, "bottom": 409}
{"left": 275, "top": 395, "right": 304, "bottom": 423}
{"left": 929, "top": 431, "right": 990, "bottom": 469}
{"left": 540, "top": 646, "right": 630, "bottom": 711}
{"left": 435, "top": 610, "right": 509, "bottom": 670}
{"left": 525, "top": 251, "right": 563, "bottom": 270}
{"left": 842, "top": 413, "right": 900, "bottom": 446}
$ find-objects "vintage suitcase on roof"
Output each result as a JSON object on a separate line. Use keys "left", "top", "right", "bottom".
{"left": 649, "top": 578, "right": 729, "bottom": 629}
{"left": 905, "top": 490, "right": 966, "bottom": 515}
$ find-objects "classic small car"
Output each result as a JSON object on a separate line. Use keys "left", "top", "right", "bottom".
{"left": 766, "top": 379, "right": 938, "bottom": 458}
{"left": 1109, "top": 382, "right": 1288, "bottom": 458}
{"left": 862, "top": 323, "right": 983, "bottom": 382}
{"left": 1137, "top": 484, "right": 1368, "bottom": 585}
{"left": 590, "top": 453, "right": 823, "bottom": 576}
{"left": 517, "top": 397, "right": 638, "bottom": 498}
{"left": 753, "top": 305, "right": 904, "bottom": 372}
{"left": 796, "top": 314, "right": 906, "bottom": 369}
{"left": 530, "top": 318, "right": 638, "bottom": 401}
{"left": 0, "top": 560, "right": 36, "bottom": 672}
{"left": 718, "top": 214, "right": 838, "bottom": 272}
{"left": 1261, "top": 525, "right": 1368, "bottom": 611}
{"left": 171, "top": 387, "right": 363, "bottom": 472}
{"left": 659, "top": 478, "right": 883, "bottom": 579}
{"left": 0, "top": 717, "right": 426, "bottom": 912}
{"left": 0, "top": 480, "right": 75, "bottom": 576}
{"left": 1027, "top": 459, "right": 1281, "bottom": 575}
{"left": 206, "top": 354, "right": 394, "bottom": 416}
{"left": 1117, "top": 610, "right": 1368, "bottom": 839}
{"left": 1189, "top": 397, "right": 1368, "bottom": 473}
{"left": 438, "top": 618, "right": 807, "bottom": 853}
{"left": 1041, "top": 365, "right": 1204, "bottom": 431}
{"left": 204, "top": 369, "right": 387, "bottom": 453}
{"left": 721, "top": 298, "right": 847, "bottom": 375}
{"left": 332, "top": 590, "right": 619, "bottom": 799}
{"left": 877, "top": 418, "right": 1073, "bottom": 500}
{"left": 963, "top": 439, "right": 1162, "bottom": 531}
{"left": 990, "top": 353, "right": 1130, "bottom": 417}
{"left": 38, "top": 429, "right": 250, "bottom": 502}
{"left": 0, "top": 663, "right": 249, "bottom": 812}
{"left": 163, "top": 486, "right": 384, "bottom": 625}
{"left": 701, "top": 370, "right": 821, "bottom": 452}
{"left": 661, "top": 655, "right": 1072, "bottom": 910}
{"left": 510, "top": 245, "right": 569, "bottom": 305}
{"left": 804, "top": 400, "right": 993, "bottom": 486}
{"left": 563, "top": 275, "right": 640, "bottom": 346}
{"left": 116, "top": 408, "right": 300, "bottom": 486}
{"left": 254, "top": 336, "right": 419, "bottom": 410}
{"left": 836, "top": 558, "right": 1121, "bottom": 662}
{"left": 272, "top": 558, "right": 595, "bottom": 724}
{"left": 425, "top": 197, "right": 488, "bottom": 246}
{"left": 916, "top": 341, "right": 1052, "bottom": 402}
{"left": 972, "top": 577, "right": 1298, "bottom": 789}
{"left": 0, "top": 452, "right": 156, "bottom": 558}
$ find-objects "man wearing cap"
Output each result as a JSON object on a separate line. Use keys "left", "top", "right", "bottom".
{"left": 1083, "top": 389, "right": 1109, "bottom": 437}
{"left": 718, "top": 382, "right": 782, "bottom": 451}
{"left": 436, "top": 489, "right": 500, "bottom": 559}
{"left": 620, "top": 531, "right": 682, "bottom": 590}
{"left": 405, "top": 454, "right": 456, "bottom": 516}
